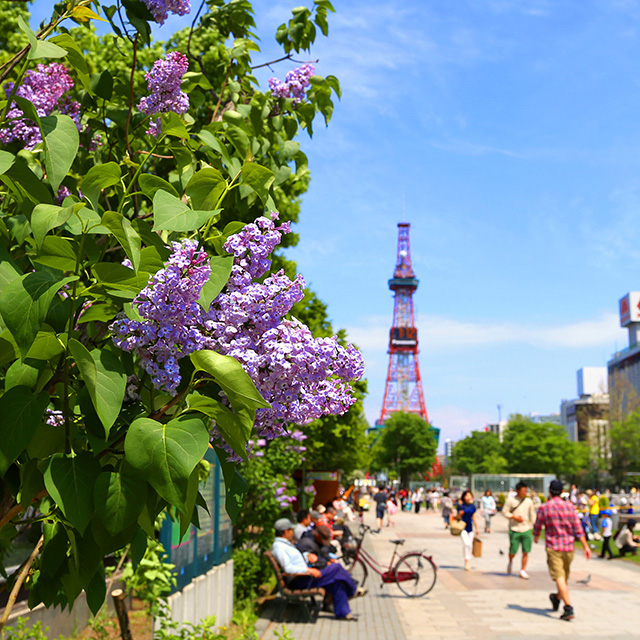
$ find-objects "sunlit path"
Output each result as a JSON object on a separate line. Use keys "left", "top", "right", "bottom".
{"left": 367, "top": 506, "right": 640, "bottom": 640}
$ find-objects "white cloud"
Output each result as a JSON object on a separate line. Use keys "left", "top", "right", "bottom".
{"left": 346, "top": 310, "right": 624, "bottom": 353}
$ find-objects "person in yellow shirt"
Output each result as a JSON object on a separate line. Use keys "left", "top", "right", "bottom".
{"left": 588, "top": 491, "right": 600, "bottom": 535}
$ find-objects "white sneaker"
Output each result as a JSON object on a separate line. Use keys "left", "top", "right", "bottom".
{"left": 520, "top": 570, "right": 529, "bottom": 580}
{"left": 507, "top": 560, "right": 512, "bottom": 575}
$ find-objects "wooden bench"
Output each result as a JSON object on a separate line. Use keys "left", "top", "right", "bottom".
{"left": 264, "top": 550, "right": 326, "bottom": 623}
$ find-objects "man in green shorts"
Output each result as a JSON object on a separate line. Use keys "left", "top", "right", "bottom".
{"left": 502, "top": 481, "right": 537, "bottom": 579}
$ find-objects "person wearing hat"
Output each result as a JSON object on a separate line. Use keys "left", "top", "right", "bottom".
{"left": 599, "top": 509, "right": 614, "bottom": 559}
{"left": 270, "top": 518, "right": 365, "bottom": 620}
{"left": 533, "top": 479, "right": 592, "bottom": 622}
{"left": 297, "top": 525, "right": 335, "bottom": 569}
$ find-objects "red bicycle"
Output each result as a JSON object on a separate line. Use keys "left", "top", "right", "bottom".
{"left": 345, "top": 524, "right": 437, "bottom": 597}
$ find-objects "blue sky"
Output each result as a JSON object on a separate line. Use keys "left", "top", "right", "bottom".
{"left": 31, "top": 1, "right": 640, "bottom": 449}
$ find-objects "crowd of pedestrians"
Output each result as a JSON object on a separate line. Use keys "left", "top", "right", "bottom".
{"left": 268, "top": 480, "right": 639, "bottom": 625}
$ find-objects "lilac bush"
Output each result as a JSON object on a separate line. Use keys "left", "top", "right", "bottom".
{"left": 138, "top": 52, "right": 189, "bottom": 136}
{"left": 0, "top": 63, "right": 80, "bottom": 149}
{"left": 143, "top": 0, "right": 191, "bottom": 25}
{"left": 110, "top": 213, "right": 364, "bottom": 446}
{"left": 269, "top": 64, "right": 315, "bottom": 105}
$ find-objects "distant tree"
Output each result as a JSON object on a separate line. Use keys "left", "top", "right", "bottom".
{"left": 371, "top": 412, "right": 437, "bottom": 485}
{"left": 502, "top": 415, "right": 589, "bottom": 476}
{"left": 450, "top": 431, "right": 507, "bottom": 475}
{"left": 609, "top": 409, "right": 640, "bottom": 488}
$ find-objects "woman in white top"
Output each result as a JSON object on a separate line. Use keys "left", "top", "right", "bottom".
{"left": 616, "top": 519, "right": 639, "bottom": 556}
{"left": 480, "top": 489, "right": 497, "bottom": 533}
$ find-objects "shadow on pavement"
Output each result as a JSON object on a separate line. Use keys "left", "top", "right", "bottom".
{"left": 506, "top": 603, "right": 554, "bottom": 618}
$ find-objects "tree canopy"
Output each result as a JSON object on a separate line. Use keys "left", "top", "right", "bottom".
{"left": 371, "top": 412, "right": 437, "bottom": 485}
{"left": 450, "top": 415, "right": 589, "bottom": 479}
{"left": 450, "top": 431, "right": 506, "bottom": 475}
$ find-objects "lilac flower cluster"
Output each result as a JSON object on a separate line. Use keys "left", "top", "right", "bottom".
{"left": 111, "top": 239, "right": 212, "bottom": 391}
{"left": 268, "top": 64, "right": 315, "bottom": 105}
{"left": 143, "top": 0, "right": 191, "bottom": 25}
{"left": 110, "top": 213, "right": 364, "bottom": 449}
{"left": 138, "top": 52, "right": 189, "bottom": 137}
{"left": 304, "top": 484, "right": 317, "bottom": 500}
{"left": 273, "top": 479, "right": 297, "bottom": 510}
{"left": 45, "top": 409, "right": 64, "bottom": 427}
{"left": 0, "top": 63, "right": 80, "bottom": 150}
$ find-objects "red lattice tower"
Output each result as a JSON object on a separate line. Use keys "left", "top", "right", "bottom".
{"left": 378, "top": 222, "right": 429, "bottom": 425}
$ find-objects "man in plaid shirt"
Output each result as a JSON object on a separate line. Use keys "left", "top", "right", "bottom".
{"left": 533, "top": 479, "right": 591, "bottom": 621}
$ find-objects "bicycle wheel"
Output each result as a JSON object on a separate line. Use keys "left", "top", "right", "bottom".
{"left": 348, "top": 558, "right": 368, "bottom": 589}
{"left": 394, "top": 552, "right": 437, "bottom": 597}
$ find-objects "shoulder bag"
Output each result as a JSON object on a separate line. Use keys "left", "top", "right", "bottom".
{"left": 450, "top": 518, "right": 466, "bottom": 536}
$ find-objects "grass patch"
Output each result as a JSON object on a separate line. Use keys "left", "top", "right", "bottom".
{"left": 588, "top": 538, "right": 640, "bottom": 564}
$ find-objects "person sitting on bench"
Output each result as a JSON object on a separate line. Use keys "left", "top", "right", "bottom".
{"left": 270, "top": 518, "right": 365, "bottom": 621}
{"left": 297, "top": 525, "right": 336, "bottom": 569}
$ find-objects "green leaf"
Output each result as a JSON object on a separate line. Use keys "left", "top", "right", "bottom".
{"left": 160, "top": 112, "right": 189, "bottom": 139}
{"left": 225, "top": 125, "right": 250, "bottom": 156}
{"left": 5, "top": 359, "right": 43, "bottom": 391}
{"left": 69, "top": 340, "right": 126, "bottom": 436}
{"left": 41, "top": 115, "right": 79, "bottom": 193}
{"left": 179, "top": 468, "right": 200, "bottom": 540}
{"left": 0, "top": 272, "right": 77, "bottom": 358}
{"left": 101, "top": 211, "right": 141, "bottom": 272}
{"left": 92, "top": 263, "right": 149, "bottom": 293}
{"left": 213, "top": 446, "right": 248, "bottom": 523}
{"left": 197, "top": 256, "right": 234, "bottom": 310}
{"left": 24, "top": 327, "right": 65, "bottom": 361}
{"left": 81, "top": 163, "right": 121, "bottom": 211}
{"left": 187, "top": 395, "right": 248, "bottom": 461}
{"left": 94, "top": 465, "right": 147, "bottom": 536}
{"left": 240, "top": 163, "right": 275, "bottom": 205}
{"left": 185, "top": 168, "right": 226, "bottom": 211}
{"left": 124, "top": 416, "right": 209, "bottom": 511}
{"left": 50, "top": 34, "right": 90, "bottom": 90}
{"left": 0, "top": 386, "right": 48, "bottom": 475}
{"left": 190, "top": 350, "right": 270, "bottom": 412}
{"left": 2, "top": 155, "right": 52, "bottom": 209}
{"left": 152, "top": 190, "right": 219, "bottom": 232}
{"left": 0, "top": 151, "right": 15, "bottom": 175}
{"left": 64, "top": 207, "right": 110, "bottom": 235}
{"left": 139, "top": 174, "right": 179, "bottom": 200}
{"left": 27, "top": 419, "right": 65, "bottom": 459}
{"left": 86, "top": 567, "right": 106, "bottom": 616}
{"left": 18, "top": 16, "right": 67, "bottom": 60}
{"left": 44, "top": 452, "right": 101, "bottom": 533}
{"left": 33, "top": 236, "right": 79, "bottom": 272}
{"left": 31, "top": 203, "right": 75, "bottom": 247}
{"left": 89, "top": 70, "right": 113, "bottom": 100}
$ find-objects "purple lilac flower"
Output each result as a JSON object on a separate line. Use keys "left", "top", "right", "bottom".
{"left": 0, "top": 63, "right": 80, "bottom": 150}
{"left": 56, "top": 186, "right": 71, "bottom": 204}
{"left": 268, "top": 64, "right": 315, "bottom": 105}
{"left": 45, "top": 409, "right": 64, "bottom": 427}
{"left": 90, "top": 133, "right": 103, "bottom": 151}
{"left": 143, "top": 0, "right": 191, "bottom": 25}
{"left": 138, "top": 52, "right": 189, "bottom": 137}
{"left": 110, "top": 213, "right": 364, "bottom": 451}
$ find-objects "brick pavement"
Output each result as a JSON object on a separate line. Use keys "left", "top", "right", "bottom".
{"left": 257, "top": 505, "right": 640, "bottom": 640}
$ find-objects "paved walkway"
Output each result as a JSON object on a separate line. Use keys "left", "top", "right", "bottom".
{"left": 257, "top": 507, "right": 640, "bottom": 640}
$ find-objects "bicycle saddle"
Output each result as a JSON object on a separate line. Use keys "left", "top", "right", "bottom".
{"left": 389, "top": 539, "right": 405, "bottom": 545}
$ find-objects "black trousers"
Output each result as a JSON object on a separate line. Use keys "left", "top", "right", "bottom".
{"left": 600, "top": 535, "right": 613, "bottom": 558}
